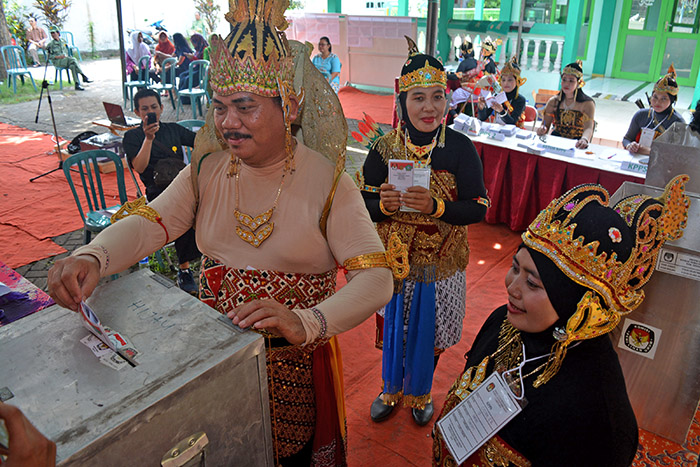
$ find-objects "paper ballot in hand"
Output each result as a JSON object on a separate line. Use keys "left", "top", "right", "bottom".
{"left": 80, "top": 301, "right": 117, "bottom": 351}
{"left": 388, "top": 159, "right": 431, "bottom": 213}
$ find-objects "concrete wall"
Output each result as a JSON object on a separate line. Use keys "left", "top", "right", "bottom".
{"left": 14, "top": 0, "right": 233, "bottom": 52}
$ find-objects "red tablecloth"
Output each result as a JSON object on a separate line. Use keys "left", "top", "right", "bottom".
{"left": 474, "top": 141, "right": 645, "bottom": 231}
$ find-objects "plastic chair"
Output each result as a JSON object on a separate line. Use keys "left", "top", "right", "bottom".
{"left": 59, "top": 31, "right": 82, "bottom": 61}
{"left": 176, "top": 60, "right": 210, "bottom": 120}
{"left": 523, "top": 105, "right": 537, "bottom": 131}
{"left": 63, "top": 150, "right": 128, "bottom": 244}
{"left": 177, "top": 119, "right": 205, "bottom": 163}
{"left": 0, "top": 45, "right": 37, "bottom": 93}
{"left": 124, "top": 55, "right": 151, "bottom": 111}
{"left": 148, "top": 57, "right": 177, "bottom": 110}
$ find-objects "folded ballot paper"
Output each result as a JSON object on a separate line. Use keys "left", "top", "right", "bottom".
{"left": 79, "top": 301, "right": 138, "bottom": 369}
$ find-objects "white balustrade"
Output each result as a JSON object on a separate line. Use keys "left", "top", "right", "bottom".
{"left": 543, "top": 40, "right": 553, "bottom": 72}
{"left": 530, "top": 39, "right": 541, "bottom": 71}
{"left": 520, "top": 38, "right": 530, "bottom": 69}
{"left": 553, "top": 40, "right": 563, "bottom": 73}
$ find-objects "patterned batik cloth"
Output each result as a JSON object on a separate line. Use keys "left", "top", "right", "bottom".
{"left": 378, "top": 270, "right": 467, "bottom": 408}
{"left": 552, "top": 108, "right": 586, "bottom": 140}
{"left": 378, "top": 270, "right": 467, "bottom": 350}
{"left": 199, "top": 256, "right": 347, "bottom": 466}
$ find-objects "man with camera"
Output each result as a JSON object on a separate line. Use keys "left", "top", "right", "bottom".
{"left": 123, "top": 89, "right": 200, "bottom": 294}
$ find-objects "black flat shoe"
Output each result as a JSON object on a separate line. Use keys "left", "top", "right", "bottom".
{"left": 411, "top": 401, "right": 434, "bottom": 426}
{"left": 370, "top": 394, "right": 394, "bottom": 422}
{"left": 74, "top": 84, "right": 85, "bottom": 91}
{"left": 81, "top": 75, "right": 92, "bottom": 83}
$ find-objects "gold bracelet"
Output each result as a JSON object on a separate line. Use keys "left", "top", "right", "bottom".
{"left": 379, "top": 200, "right": 397, "bottom": 216}
{"left": 431, "top": 197, "right": 445, "bottom": 218}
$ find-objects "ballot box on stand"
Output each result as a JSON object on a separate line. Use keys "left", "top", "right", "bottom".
{"left": 0, "top": 269, "right": 273, "bottom": 466}
{"left": 609, "top": 127, "right": 700, "bottom": 444}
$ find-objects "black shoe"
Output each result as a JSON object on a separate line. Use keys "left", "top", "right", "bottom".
{"left": 74, "top": 84, "right": 85, "bottom": 91}
{"left": 81, "top": 75, "right": 92, "bottom": 83}
{"left": 177, "top": 268, "right": 197, "bottom": 295}
{"left": 370, "top": 394, "right": 394, "bottom": 422}
{"left": 411, "top": 401, "right": 434, "bottom": 426}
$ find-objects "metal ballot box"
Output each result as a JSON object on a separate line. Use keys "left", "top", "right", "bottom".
{"left": 610, "top": 181, "right": 700, "bottom": 444}
{"left": 0, "top": 270, "right": 273, "bottom": 466}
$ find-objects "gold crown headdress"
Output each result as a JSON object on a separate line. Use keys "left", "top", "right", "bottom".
{"left": 654, "top": 64, "right": 679, "bottom": 96}
{"left": 561, "top": 59, "right": 585, "bottom": 88}
{"left": 208, "top": 0, "right": 303, "bottom": 168}
{"left": 398, "top": 36, "right": 447, "bottom": 93}
{"left": 481, "top": 38, "right": 502, "bottom": 56}
{"left": 522, "top": 175, "right": 689, "bottom": 387}
{"left": 500, "top": 56, "right": 526, "bottom": 87}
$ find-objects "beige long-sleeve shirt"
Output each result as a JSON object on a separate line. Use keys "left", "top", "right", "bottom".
{"left": 74, "top": 142, "right": 393, "bottom": 345}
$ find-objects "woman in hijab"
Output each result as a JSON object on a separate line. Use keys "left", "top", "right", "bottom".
{"left": 432, "top": 175, "right": 690, "bottom": 466}
{"left": 477, "top": 57, "right": 527, "bottom": 128}
{"left": 623, "top": 65, "right": 685, "bottom": 155}
{"left": 171, "top": 32, "right": 194, "bottom": 78}
{"left": 361, "top": 36, "right": 489, "bottom": 427}
{"left": 126, "top": 31, "right": 151, "bottom": 81}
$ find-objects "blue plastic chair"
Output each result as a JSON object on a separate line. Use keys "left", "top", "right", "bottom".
{"left": 148, "top": 57, "right": 177, "bottom": 109}
{"left": 59, "top": 31, "right": 82, "bottom": 61}
{"left": 177, "top": 119, "right": 205, "bottom": 163}
{"left": 124, "top": 55, "right": 151, "bottom": 111}
{"left": 0, "top": 45, "right": 37, "bottom": 93}
{"left": 176, "top": 60, "right": 210, "bottom": 120}
{"left": 63, "top": 150, "right": 128, "bottom": 244}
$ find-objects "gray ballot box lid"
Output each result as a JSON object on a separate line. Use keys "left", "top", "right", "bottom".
{"left": 0, "top": 270, "right": 273, "bottom": 466}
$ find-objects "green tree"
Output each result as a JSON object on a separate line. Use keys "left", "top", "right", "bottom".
{"left": 4, "top": 0, "right": 31, "bottom": 47}
{"left": 194, "top": 0, "right": 219, "bottom": 37}
{"left": 33, "top": 0, "right": 71, "bottom": 29}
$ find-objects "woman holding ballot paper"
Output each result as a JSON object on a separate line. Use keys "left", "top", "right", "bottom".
{"left": 477, "top": 57, "right": 527, "bottom": 128}
{"left": 536, "top": 60, "right": 595, "bottom": 149}
{"left": 360, "top": 36, "right": 489, "bottom": 427}
{"left": 432, "top": 175, "right": 690, "bottom": 466}
{"left": 623, "top": 65, "right": 684, "bottom": 155}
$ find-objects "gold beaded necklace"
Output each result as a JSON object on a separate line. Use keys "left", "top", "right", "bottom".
{"left": 231, "top": 156, "right": 287, "bottom": 248}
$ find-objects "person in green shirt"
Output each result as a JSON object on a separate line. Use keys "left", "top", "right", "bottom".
{"left": 46, "top": 26, "right": 91, "bottom": 91}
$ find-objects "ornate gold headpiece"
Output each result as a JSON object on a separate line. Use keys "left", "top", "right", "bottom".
{"left": 398, "top": 36, "right": 446, "bottom": 93}
{"left": 481, "top": 38, "right": 502, "bottom": 56}
{"left": 654, "top": 64, "right": 679, "bottom": 96}
{"left": 500, "top": 56, "right": 526, "bottom": 87}
{"left": 562, "top": 59, "right": 583, "bottom": 80}
{"left": 523, "top": 175, "right": 689, "bottom": 386}
{"left": 209, "top": 0, "right": 294, "bottom": 97}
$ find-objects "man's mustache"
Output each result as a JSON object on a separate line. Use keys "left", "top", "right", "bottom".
{"left": 223, "top": 131, "right": 252, "bottom": 140}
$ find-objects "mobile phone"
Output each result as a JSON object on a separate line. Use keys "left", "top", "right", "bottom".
{"left": 146, "top": 112, "right": 157, "bottom": 125}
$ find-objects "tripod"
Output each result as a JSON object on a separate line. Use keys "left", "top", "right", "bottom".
{"left": 30, "top": 59, "right": 66, "bottom": 182}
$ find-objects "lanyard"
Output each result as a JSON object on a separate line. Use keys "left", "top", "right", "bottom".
{"left": 644, "top": 109, "right": 672, "bottom": 132}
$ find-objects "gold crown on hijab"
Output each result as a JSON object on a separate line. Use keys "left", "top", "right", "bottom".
{"left": 209, "top": 0, "right": 294, "bottom": 97}
{"left": 500, "top": 56, "right": 526, "bottom": 87}
{"left": 523, "top": 175, "right": 689, "bottom": 386}
{"left": 398, "top": 36, "right": 446, "bottom": 92}
{"left": 481, "top": 38, "right": 502, "bottom": 56}
{"left": 654, "top": 64, "right": 679, "bottom": 96}
{"left": 562, "top": 59, "right": 584, "bottom": 80}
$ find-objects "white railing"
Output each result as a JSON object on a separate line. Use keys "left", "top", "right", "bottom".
{"left": 446, "top": 28, "right": 564, "bottom": 74}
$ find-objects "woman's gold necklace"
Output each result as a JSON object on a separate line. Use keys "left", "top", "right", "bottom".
{"left": 232, "top": 157, "right": 286, "bottom": 248}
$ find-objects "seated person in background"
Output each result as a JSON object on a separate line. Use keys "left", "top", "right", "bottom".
{"left": 433, "top": 175, "right": 690, "bottom": 467}
{"left": 536, "top": 60, "right": 595, "bottom": 149}
{"left": 479, "top": 39, "right": 499, "bottom": 75}
{"left": 122, "top": 89, "right": 201, "bottom": 293}
{"left": 150, "top": 31, "right": 175, "bottom": 83}
{"left": 26, "top": 17, "right": 48, "bottom": 67}
{"left": 125, "top": 31, "right": 151, "bottom": 81}
{"left": 0, "top": 401, "right": 56, "bottom": 466}
{"left": 178, "top": 33, "right": 209, "bottom": 98}
{"left": 172, "top": 33, "right": 194, "bottom": 78}
{"left": 46, "top": 26, "right": 91, "bottom": 91}
{"left": 456, "top": 41, "right": 477, "bottom": 75}
{"left": 623, "top": 65, "right": 684, "bottom": 155}
{"left": 312, "top": 36, "right": 341, "bottom": 92}
{"left": 477, "top": 57, "right": 527, "bottom": 128}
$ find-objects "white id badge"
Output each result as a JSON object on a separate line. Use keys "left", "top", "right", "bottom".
{"left": 401, "top": 166, "right": 431, "bottom": 212}
{"left": 436, "top": 372, "right": 522, "bottom": 464}
{"left": 639, "top": 128, "right": 654, "bottom": 149}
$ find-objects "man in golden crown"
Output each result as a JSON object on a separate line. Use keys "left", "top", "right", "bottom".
{"left": 47, "top": 0, "right": 396, "bottom": 464}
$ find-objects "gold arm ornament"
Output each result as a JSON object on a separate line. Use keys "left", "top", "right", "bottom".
{"left": 342, "top": 233, "right": 409, "bottom": 280}
{"left": 110, "top": 196, "right": 170, "bottom": 243}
